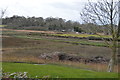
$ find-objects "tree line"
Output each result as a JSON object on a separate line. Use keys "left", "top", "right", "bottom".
{"left": 3, "top": 15, "right": 79, "bottom": 31}
{"left": 3, "top": 15, "right": 106, "bottom": 34}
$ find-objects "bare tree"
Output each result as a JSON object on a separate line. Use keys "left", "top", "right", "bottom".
{"left": 80, "top": 0, "right": 119, "bottom": 72}
{"left": 0, "top": 8, "right": 7, "bottom": 25}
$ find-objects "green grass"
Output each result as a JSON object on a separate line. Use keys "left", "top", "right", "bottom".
{"left": 2, "top": 62, "right": 118, "bottom": 78}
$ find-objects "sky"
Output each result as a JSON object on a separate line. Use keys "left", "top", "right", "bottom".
{"left": 0, "top": 0, "right": 89, "bottom": 22}
{"left": 0, "top": 0, "right": 118, "bottom": 22}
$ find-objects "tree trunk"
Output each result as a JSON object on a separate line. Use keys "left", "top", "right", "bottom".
{"left": 107, "top": 44, "right": 117, "bottom": 72}
{"left": 0, "top": 18, "right": 2, "bottom": 25}
{"left": 107, "top": 54, "right": 115, "bottom": 72}
{"left": 107, "top": 58, "right": 114, "bottom": 72}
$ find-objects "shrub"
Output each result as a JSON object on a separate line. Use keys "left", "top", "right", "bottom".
{"left": 88, "top": 36, "right": 102, "bottom": 40}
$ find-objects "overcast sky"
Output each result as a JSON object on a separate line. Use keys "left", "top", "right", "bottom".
{"left": 0, "top": 0, "right": 118, "bottom": 22}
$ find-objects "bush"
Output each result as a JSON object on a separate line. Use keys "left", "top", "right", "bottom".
{"left": 88, "top": 36, "right": 102, "bottom": 40}
{"left": 74, "top": 27, "right": 83, "bottom": 33}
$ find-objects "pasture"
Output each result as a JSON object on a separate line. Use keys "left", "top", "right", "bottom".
{"left": 2, "top": 62, "right": 118, "bottom": 78}
{"left": 2, "top": 29, "right": 119, "bottom": 78}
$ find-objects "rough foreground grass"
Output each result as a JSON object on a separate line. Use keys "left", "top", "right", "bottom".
{"left": 2, "top": 62, "right": 118, "bottom": 78}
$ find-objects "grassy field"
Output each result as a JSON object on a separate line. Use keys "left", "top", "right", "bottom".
{"left": 2, "top": 36, "right": 112, "bottom": 60}
{"left": 14, "top": 35, "right": 108, "bottom": 47}
{"left": 2, "top": 28, "right": 113, "bottom": 38}
{"left": 2, "top": 29, "right": 118, "bottom": 72}
{"left": 2, "top": 62, "right": 118, "bottom": 78}
{"left": 2, "top": 29, "right": 119, "bottom": 78}
{"left": 2, "top": 29, "right": 120, "bottom": 47}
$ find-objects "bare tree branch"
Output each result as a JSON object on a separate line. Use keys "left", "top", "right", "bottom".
{"left": 80, "top": 0, "right": 119, "bottom": 72}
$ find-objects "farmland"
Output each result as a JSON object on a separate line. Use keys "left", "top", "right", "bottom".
{"left": 2, "top": 29, "right": 119, "bottom": 78}
{"left": 1, "top": 0, "right": 120, "bottom": 78}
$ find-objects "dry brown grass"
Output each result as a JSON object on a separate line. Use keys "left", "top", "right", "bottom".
{"left": 2, "top": 56, "right": 46, "bottom": 64}
{"left": 2, "top": 29, "right": 57, "bottom": 34}
{"left": 2, "top": 36, "right": 112, "bottom": 58}
{"left": 49, "top": 60, "right": 118, "bottom": 72}
{"left": 2, "top": 36, "right": 118, "bottom": 72}
{"left": 2, "top": 55, "right": 118, "bottom": 72}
